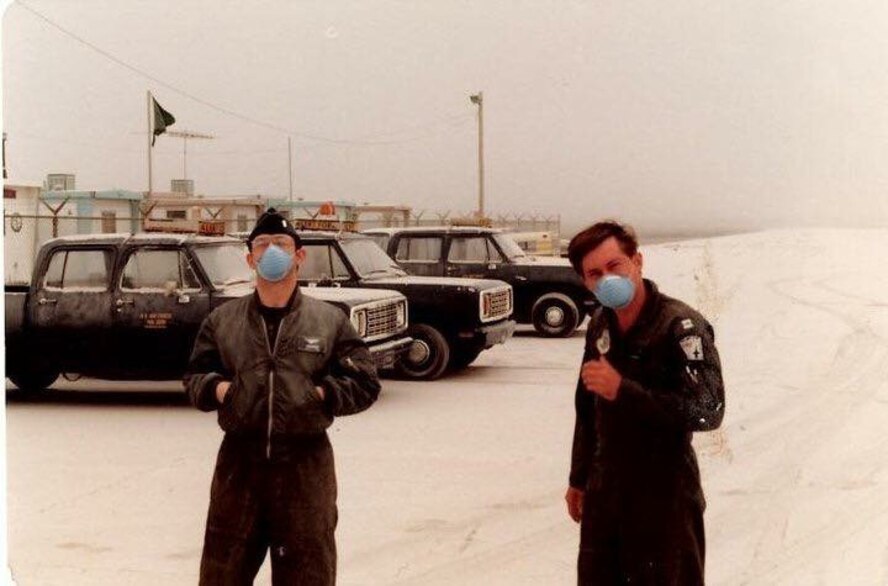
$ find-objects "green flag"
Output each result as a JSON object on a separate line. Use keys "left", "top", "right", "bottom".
{"left": 152, "top": 98, "right": 176, "bottom": 146}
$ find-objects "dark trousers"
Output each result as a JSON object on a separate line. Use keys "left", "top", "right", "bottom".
{"left": 199, "top": 434, "right": 338, "bottom": 586}
{"left": 578, "top": 483, "right": 705, "bottom": 585}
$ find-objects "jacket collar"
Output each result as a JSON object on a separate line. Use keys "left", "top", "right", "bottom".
{"left": 247, "top": 285, "right": 304, "bottom": 333}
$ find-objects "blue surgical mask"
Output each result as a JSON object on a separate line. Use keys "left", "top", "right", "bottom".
{"left": 256, "top": 244, "right": 294, "bottom": 282}
{"left": 593, "top": 274, "right": 636, "bottom": 309}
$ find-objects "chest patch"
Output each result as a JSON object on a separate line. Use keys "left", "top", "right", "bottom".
{"left": 595, "top": 328, "right": 611, "bottom": 355}
{"left": 297, "top": 337, "right": 324, "bottom": 354}
{"left": 679, "top": 335, "right": 704, "bottom": 361}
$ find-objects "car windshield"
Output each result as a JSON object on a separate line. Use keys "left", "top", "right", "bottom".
{"left": 192, "top": 243, "right": 254, "bottom": 287}
{"left": 340, "top": 239, "right": 406, "bottom": 278}
{"left": 493, "top": 233, "right": 527, "bottom": 260}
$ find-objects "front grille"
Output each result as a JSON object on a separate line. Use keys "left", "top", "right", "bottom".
{"left": 481, "top": 286, "right": 513, "bottom": 322}
{"left": 365, "top": 299, "right": 407, "bottom": 340}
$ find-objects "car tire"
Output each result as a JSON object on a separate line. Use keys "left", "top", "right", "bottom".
{"left": 448, "top": 345, "right": 483, "bottom": 371}
{"left": 395, "top": 324, "right": 451, "bottom": 380}
{"left": 9, "top": 368, "right": 60, "bottom": 392}
{"left": 531, "top": 292, "right": 580, "bottom": 337}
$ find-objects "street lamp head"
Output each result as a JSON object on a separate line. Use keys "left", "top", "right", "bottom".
{"left": 469, "top": 94, "right": 481, "bottom": 105}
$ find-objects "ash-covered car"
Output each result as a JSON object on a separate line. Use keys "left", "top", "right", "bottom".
{"left": 5, "top": 233, "right": 412, "bottom": 391}
{"left": 234, "top": 230, "right": 517, "bottom": 380}
{"left": 363, "top": 226, "right": 593, "bottom": 337}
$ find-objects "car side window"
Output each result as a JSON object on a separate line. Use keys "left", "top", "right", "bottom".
{"left": 121, "top": 250, "right": 199, "bottom": 290}
{"left": 396, "top": 236, "right": 443, "bottom": 263}
{"left": 43, "top": 249, "right": 110, "bottom": 291}
{"left": 300, "top": 244, "right": 350, "bottom": 280}
{"left": 447, "top": 236, "right": 489, "bottom": 263}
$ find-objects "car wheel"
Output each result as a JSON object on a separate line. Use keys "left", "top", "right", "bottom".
{"left": 448, "top": 345, "right": 483, "bottom": 371}
{"left": 531, "top": 293, "right": 580, "bottom": 338}
{"left": 9, "top": 368, "right": 60, "bottom": 392}
{"left": 395, "top": 324, "right": 451, "bottom": 380}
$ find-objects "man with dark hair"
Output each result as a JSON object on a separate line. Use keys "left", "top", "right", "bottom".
{"left": 185, "top": 208, "right": 381, "bottom": 585}
{"left": 565, "top": 220, "right": 725, "bottom": 585}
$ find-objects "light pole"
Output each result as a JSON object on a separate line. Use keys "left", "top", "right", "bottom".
{"left": 288, "top": 136, "right": 293, "bottom": 202}
{"left": 469, "top": 92, "right": 485, "bottom": 218}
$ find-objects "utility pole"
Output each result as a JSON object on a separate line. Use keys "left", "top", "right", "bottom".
{"left": 469, "top": 92, "right": 485, "bottom": 217}
{"left": 288, "top": 136, "right": 293, "bottom": 202}
{"left": 2, "top": 132, "right": 7, "bottom": 180}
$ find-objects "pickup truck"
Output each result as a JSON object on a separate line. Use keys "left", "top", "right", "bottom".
{"left": 233, "top": 230, "right": 516, "bottom": 380}
{"left": 5, "top": 233, "right": 412, "bottom": 391}
{"left": 363, "top": 226, "right": 593, "bottom": 337}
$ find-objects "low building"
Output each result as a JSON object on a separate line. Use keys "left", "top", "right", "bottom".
{"left": 142, "top": 193, "right": 266, "bottom": 233}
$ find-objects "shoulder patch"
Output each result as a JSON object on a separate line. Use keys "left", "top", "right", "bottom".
{"left": 681, "top": 318, "right": 695, "bottom": 331}
{"left": 679, "top": 335, "right": 704, "bottom": 361}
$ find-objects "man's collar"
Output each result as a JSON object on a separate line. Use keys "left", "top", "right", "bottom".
{"left": 604, "top": 279, "right": 660, "bottom": 336}
{"left": 252, "top": 283, "right": 302, "bottom": 313}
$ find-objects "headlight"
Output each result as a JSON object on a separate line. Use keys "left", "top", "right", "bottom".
{"left": 350, "top": 308, "right": 368, "bottom": 337}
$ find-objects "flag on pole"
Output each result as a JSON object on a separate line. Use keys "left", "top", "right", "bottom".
{"left": 152, "top": 98, "right": 176, "bottom": 146}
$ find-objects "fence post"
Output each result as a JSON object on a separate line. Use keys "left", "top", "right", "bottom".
{"left": 40, "top": 196, "right": 69, "bottom": 238}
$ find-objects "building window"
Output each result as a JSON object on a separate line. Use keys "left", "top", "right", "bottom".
{"left": 237, "top": 214, "right": 248, "bottom": 232}
{"left": 101, "top": 211, "right": 117, "bottom": 233}
{"left": 166, "top": 210, "right": 187, "bottom": 220}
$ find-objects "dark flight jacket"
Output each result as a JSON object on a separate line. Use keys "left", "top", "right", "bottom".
{"left": 184, "top": 288, "right": 381, "bottom": 456}
{"left": 569, "top": 279, "right": 725, "bottom": 508}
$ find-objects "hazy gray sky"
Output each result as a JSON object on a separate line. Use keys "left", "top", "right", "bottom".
{"left": 3, "top": 0, "right": 888, "bottom": 236}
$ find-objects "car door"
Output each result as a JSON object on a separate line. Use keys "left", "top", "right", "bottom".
{"left": 30, "top": 246, "right": 115, "bottom": 373}
{"left": 112, "top": 246, "right": 209, "bottom": 377}
{"left": 444, "top": 234, "right": 506, "bottom": 280}
{"left": 392, "top": 234, "right": 445, "bottom": 277}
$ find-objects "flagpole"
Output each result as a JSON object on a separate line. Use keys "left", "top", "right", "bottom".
{"left": 147, "top": 90, "right": 153, "bottom": 197}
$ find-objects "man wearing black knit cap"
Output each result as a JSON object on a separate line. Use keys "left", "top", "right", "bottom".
{"left": 185, "top": 208, "right": 381, "bottom": 585}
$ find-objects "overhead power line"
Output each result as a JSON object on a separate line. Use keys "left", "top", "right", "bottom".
{"left": 15, "top": 0, "right": 473, "bottom": 146}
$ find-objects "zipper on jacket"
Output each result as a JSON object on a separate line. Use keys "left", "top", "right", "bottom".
{"left": 261, "top": 313, "right": 289, "bottom": 459}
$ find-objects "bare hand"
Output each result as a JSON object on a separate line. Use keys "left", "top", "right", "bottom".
{"left": 315, "top": 386, "right": 325, "bottom": 401}
{"left": 565, "top": 486, "right": 584, "bottom": 523}
{"left": 581, "top": 357, "right": 622, "bottom": 401}
{"left": 215, "top": 381, "right": 231, "bottom": 404}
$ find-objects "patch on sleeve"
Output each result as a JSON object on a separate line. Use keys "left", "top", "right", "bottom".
{"left": 595, "top": 328, "right": 611, "bottom": 355}
{"left": 679, "top": 335, "right": 704, "bottom": 361}
{"left": 681, "top": 318, "right": 695, "bottom": 331}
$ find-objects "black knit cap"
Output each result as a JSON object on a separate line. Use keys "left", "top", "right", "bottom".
{"left": 247, "top": 208, "right": 302, "bottom": 249}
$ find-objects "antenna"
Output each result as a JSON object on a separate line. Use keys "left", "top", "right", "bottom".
{"left": 166, "top": 130, "right": 215, "bottom": 180}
